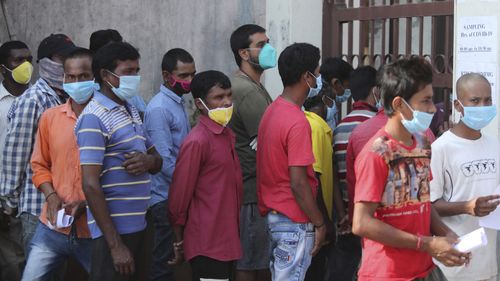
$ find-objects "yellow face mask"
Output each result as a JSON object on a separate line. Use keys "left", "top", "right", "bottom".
{"left": 199, "top": 98, "right": 233, "bottom": 127}
{"left": 3, "top": 61, "right": 33, "bottom": 85}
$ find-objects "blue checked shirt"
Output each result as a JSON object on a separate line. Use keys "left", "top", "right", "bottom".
{"left": 0, "top": 78, "right": 63, "bottom": 216}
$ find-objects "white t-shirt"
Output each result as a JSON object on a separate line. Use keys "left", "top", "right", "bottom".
{"left": 430, "top": 130, "right": 499, "bottom": 281}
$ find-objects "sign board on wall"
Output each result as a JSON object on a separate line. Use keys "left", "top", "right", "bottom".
{"left": 454, "top": 1, "right": 500, "bottom": 138}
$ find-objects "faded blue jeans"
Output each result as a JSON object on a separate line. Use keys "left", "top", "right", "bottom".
{"left": 21, "top": 223, "right": 91, "bottom": 281}
{"left": 267, "top": 212, "right": 315, "bottom": 281}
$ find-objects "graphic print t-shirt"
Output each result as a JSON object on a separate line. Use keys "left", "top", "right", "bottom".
{"left": 430, "top": 131, "right": 499, "bottom": 281}
{"left": 354, "top": 128, "right": 434, "bottom": 281}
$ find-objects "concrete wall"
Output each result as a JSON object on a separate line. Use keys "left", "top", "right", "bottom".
{"left": 265, "top": 0, "right": 323, "bottom": 98}
{"left": 0, "top": 0, "right": 265, "bottom": 101}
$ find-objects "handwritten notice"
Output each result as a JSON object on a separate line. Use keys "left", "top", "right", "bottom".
{"left": 457, "top": 16, "right": 497, "bottom": 62}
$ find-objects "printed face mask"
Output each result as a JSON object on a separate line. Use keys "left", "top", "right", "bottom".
{"left": 168, "top": 75, "right": 191, "bottom": 94}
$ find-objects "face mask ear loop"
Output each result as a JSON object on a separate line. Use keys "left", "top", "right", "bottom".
{"left": 197, "top": 98, "right": 210, "bottom": 112}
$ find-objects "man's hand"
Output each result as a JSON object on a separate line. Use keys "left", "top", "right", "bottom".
{"left": 168, "top": 240, "right": 185, "bottom": 265}
{"left": 123, "top": 152, "right": 152, "bottom": 176}
{"left": 337, "top": 214, "right": 352, "bottom": 235}
{"left": 311, "top": 224, "right": 327, "bottom": 256}
{"left": 46, "top": 193, "right": 62, "bottom": 226}
{"left": 64, "top": 200, "right": 87, "bottom": 219}
{"left": 466, "top": 195, "right": 500, "bottom": 217}
{"left": 110, "top": 242, "right": 135, "bottom": 275}
{"left": 423, "top": 236, "right": 470, "bottom": 267}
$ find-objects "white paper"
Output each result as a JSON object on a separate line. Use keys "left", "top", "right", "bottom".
{"left": 47, "top": 209, "right": 74, "bottom": 230}
{"left": 454, "top": 227, "right": 488, "bottom": 253}
{"left": 454, "top": 62, "right": 498, "bottom": 104}
{"left": 479, "top": 185, "right": 500, "bottom": 230}
{"left": 457, "top": 16, "right": 498, "bottom": 62}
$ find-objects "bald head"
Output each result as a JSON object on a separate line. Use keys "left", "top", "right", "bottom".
{"left": 456, "top": 73, "right": 490, "bottom": 100}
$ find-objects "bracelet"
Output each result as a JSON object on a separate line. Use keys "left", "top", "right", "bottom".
{"left": 45, "top": 192, "right": 57, "bottom": 201}
{"left": 416, "top": 234, "right": 423, "bottom": 250}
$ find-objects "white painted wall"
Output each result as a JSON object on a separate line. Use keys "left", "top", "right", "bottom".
{"left": 454, "top": 0, "right": 500, "bottom": 139}
{"left": 264, "top": 0, "right": 323, "bottom": 99}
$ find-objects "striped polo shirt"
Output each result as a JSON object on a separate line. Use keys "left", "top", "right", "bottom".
{"left": 333, "top": 101, "right": 377, "bottom": 201}
{"left": 75, "top": 91, "right": 153, "bottom": 239}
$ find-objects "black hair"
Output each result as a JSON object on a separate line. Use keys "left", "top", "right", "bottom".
{"left": 89, "top": 29, "right": 123, "bottom": 53}
{"left": 191, "top": 70, "right": 231, "bottom": 101}
{"left": 320, "top": 57, "right": 353, "bottom": 85}
{"left": 380, "top": 57, "right": 433, "bottom": 116}
{"left": 303, "top": 94, "right": 324, "bottom": 111}
{"left": 350, "top": 66, "right": 377, "bottom": 102}
{"left": 230, "top": 24, "right": 266, "bottom": 67}
{"left": 161, "top": 48, "right": 194, "bottom": 72}
{"left": 63, "top": 48, "right": 93, "bottom": 69}
{"left": 92, "top": 42, "right": 140, "bottom": 83}
{"left": 0, "top": 41, "right": 29, "bottom": 65}
{"left": 278, "top": 43, "right": 320, "bottom": 87}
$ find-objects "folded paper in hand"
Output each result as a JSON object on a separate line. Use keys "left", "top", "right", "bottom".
{"left": 47, "top": 208, "right": 74, "bottom": 230}
{"left": 454, "top": 227, "right": 488, "bottom": 253}
{"left": 479, "top": 185, "right": 500, "bottom": 230}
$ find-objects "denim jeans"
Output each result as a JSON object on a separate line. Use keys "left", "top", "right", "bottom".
{"left": 21, "top": 223, "right": 91, "bottom": 281}
{"left": 150, "top": 200, "right": 175, "bottom": 281}
{"left": 267, "top": 212, "right": 314, "bottom": 281}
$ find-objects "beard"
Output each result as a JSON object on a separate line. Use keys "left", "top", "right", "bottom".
{"left": 248, "top": 54, "right": 264, "bottom": 72}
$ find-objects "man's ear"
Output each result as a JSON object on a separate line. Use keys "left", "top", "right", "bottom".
{"left": 392, "top": 96, "right": 405, "bottom": 113}
{"left": 0, "top": 64, "right": 7, "bottom": 76}
{"left": 238, "top": 49, "right": 250, "bottom": 62}
{"left": 162, "top": 70, "right": 171, "bottom": 83}
{"left": 194, "top": 98, "right": 205, "bottom": 112}
{"left": 454, "top": 99, "right": 463, "bottom": 115}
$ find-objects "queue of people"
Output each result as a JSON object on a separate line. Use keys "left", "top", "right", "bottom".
{"left": 0, "top": 23, "right": 498, "bottom": 281}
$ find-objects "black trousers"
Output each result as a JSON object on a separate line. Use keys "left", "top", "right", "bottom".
{"left": 190, "top": 256, "right": 234, "bottom": 281}
{"left": 89, "top": 230, "right": 146, "bottom": 281}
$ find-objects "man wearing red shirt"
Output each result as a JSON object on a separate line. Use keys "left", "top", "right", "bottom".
{"left": 257, "top": 43, "right": 326, "bottom": 281}
{"left": 346, "top": 109, "right": 436, "bottom": 222}
{"left": 168, "top": 71, "right": 242, "bottom": 281}
{"left": 352, "top": 58, "right": 469, "bottom": 281}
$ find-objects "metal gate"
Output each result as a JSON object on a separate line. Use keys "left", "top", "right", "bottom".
{"left": 322, "top": 0, "right": 454, "bottom": 116}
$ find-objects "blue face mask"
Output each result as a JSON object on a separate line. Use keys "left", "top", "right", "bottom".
{"left": 306, "top": 72, "right": 323, "bottom": 98}
{"left": 373, "top": 91, "right": 383, "bottom": 110}
{"left": 323, "top": 95, "right": 337, "bottom": 122}
{"left": 336, "top": 88, "right": 351, "bottom": 103}
{"left": 258, "top": 44, "right": 277, "bottom": 69}
{"left": 325, "top": 106, "right": 336, "bottom": 122}
{"left": 400, "top": 99, "right": 434, "bottom": 134}
{"left": 63, "top": 80, "right": 95, "bottom": 104}
{"left": 106, "top": 71, "right": 141, "bottom": 101}
{"left": 458, "top": 100, "right": 497, "bottom": 130}
{"left": 247, "top": 44, "right": 277, "bottom": 70}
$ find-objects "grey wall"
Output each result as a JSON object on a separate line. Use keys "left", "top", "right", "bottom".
{"left": 0, "top": 0, "right": 265, "bottom": 101}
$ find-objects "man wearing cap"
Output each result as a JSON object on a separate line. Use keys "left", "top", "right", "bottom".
{"left": 0, "top": 33, "right": 78, "bottom": 255}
